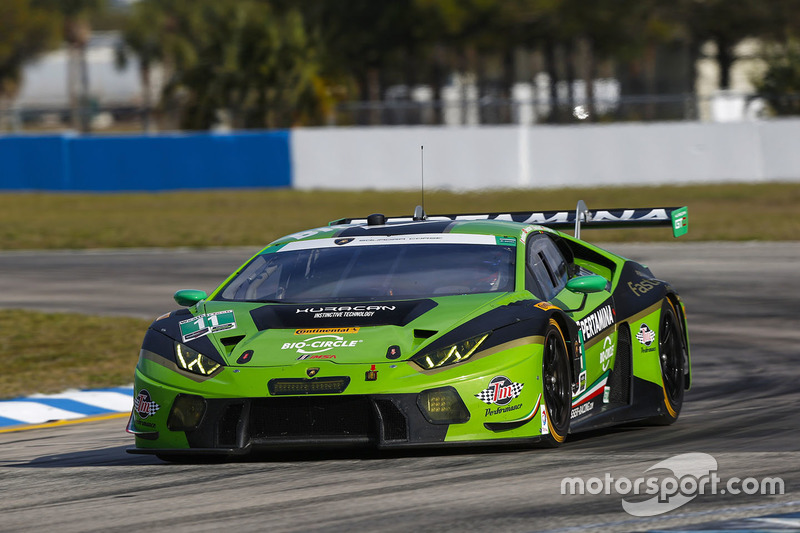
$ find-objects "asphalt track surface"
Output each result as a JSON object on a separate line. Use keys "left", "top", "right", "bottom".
{"left": 1, "top": 242, "right": 798, "bottom": 532}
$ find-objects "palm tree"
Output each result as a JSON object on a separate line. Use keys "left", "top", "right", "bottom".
{"left": 34, "top": 0, "right": 106, "bottom": 132}
{"left": 117, "top": 0, "right": 163, "bottom": 131}
{"left": 0, "top": 0, "right": 60, "bottom": 131}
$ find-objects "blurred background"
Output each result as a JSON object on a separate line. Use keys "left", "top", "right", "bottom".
{"left": 2, "top": 0, "right": 800, "bottom": 134}
{"left": 2, "top": 0, "right": 799, "bottom": 403}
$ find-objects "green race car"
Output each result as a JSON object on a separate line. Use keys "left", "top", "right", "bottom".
{"left": 127, "top": 203, "right": 691, "bottom": 459}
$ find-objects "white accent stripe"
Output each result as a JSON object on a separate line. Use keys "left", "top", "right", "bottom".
{"left": 279, "top": 233, "right": 499, "bottom": 252}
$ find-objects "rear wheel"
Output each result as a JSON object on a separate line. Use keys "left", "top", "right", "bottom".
{"left": 539, "top": 319, "right": 571, "bottom": 446}
{"left": 650, "top": 298, "right": 685, "bottom": 425}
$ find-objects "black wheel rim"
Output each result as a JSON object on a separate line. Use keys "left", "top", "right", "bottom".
{"left": 543, "top": 329, "right": 570, "bottom": 431}
{"left": 660, "top": 307, "right": 683, "bottom": 404}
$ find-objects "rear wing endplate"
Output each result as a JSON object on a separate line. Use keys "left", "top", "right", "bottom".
{"left": 332, "top": 203, "right": 689, "bottom": 239}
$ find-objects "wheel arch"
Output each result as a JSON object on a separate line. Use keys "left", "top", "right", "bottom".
{"left": 665, "top": 292, "right": 691, "bottom": 390}
{"left": 548, "top": 309, "right": 580, "bottom": 390}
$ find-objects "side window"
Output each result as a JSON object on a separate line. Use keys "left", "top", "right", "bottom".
{"left": 525, "top": 234, "right": 568, "bottom": 300}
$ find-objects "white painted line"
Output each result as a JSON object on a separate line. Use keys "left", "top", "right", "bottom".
{"left": 27, "top": 390, "right": 133, "bottom": 412}
{"left": 0, "top": 402, "right": 87, "bottom": 425}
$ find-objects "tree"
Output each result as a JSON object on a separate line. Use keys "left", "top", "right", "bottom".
{"left": 117, "top": 0, "right": 163, "bottom": 131}
{"left": 414, "top": 0, "right": 505, "bottom": 123}
{"left": 664, "top": 0, "right": 774, "bottom": 92}
{"left": 286, "top": 0, "right": 432, "bottom": 124}
{"left": 757, "top": 40, "right": 800, "bottom": 115}
{"left": 33, "top": 0, "right": 107, "bottom": 132}
{"left": 0, "top": 0, "right": 60, "bottom": 129}
{"left": 125, "top": 0, "right": 326, "bottom": 130}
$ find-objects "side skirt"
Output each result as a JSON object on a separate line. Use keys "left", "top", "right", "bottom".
{"left": 569, "top": 376, "right": 665, "bottom": 433}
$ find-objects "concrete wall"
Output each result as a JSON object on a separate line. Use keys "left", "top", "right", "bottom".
{"left": 293, "top": 119, "right": 800, "bottom": 190}
{"left": 1, "top": 119, "right": 798, "bottom": 192}
{"left": 292, "top": 126, "right": 521, "bottom": 190}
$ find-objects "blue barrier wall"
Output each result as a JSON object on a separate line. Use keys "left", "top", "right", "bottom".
{"left": 0, "top": 131, "right": 291, "bottom": 191}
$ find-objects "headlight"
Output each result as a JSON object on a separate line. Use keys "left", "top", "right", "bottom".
{"left": 411, "top": 333, "right": 490, "bottom": 370}
{"left": 175, "top": 342, "right": 222, "bottom": 376}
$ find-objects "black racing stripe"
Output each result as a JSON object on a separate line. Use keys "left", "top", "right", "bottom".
{"left": 146, "top": 309, "right": 225, "bottom": 364}
{"left": 421, "top": 300, "right": 549, "bottom": 354}
{"left": 334, "top": 221, "right": 455, "bottom": 237}
{"left": 250, "top": 299, "right": 438, "bottom": 329}
{"left": 613, "top": 261, "right": 669, "bottom": 320}
{"left": 141, "top": 328, "right": 177, "bottom": 363}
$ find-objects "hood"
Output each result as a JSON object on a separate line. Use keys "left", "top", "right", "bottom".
{"left": 193, "top": 293, "right": 514, "bottom": 367}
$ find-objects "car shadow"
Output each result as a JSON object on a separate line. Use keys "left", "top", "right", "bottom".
{"left": 4, "top": 425, "right": 655, "bottom": 468}
{"left": 3, "top": 445, "right": 162, "bottom": 468}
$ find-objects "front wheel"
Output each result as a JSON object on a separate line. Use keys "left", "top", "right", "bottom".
{"left": 649, "top": 298, "right": 686, "bottom": 425}
{"left": 539, "top": 319, "right": 572, "bottom": 446}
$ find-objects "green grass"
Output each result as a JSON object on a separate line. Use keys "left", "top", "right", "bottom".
{"left": 2, "top": 182, "right": 799, "bottom": 398}
{"left": 0, "top": 182, "right": 798, "bottom": 249}
{"left": 0, "top": 310, "right": 149, "bottom": 399}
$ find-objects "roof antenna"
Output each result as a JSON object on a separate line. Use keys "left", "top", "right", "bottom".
{"left": 414, "top": 145, "right": 427, "bottom": 221}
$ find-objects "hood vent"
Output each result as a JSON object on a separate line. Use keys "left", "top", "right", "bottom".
{"left": 220, "top": 335, "right": 246, "bottom": 355}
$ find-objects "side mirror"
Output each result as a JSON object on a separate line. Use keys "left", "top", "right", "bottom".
{"left": 174, "top": 289, "right": 207, "bottom": 307}
{"left": 562, "top": 275, "right": 608, "bottom": 313}
{"left": 565, "top": 275, "right": 608, "bottom": 294}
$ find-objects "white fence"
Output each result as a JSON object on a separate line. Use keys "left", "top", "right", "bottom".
{"left": 292, "top": 119, "right": 800, "bottom": 190}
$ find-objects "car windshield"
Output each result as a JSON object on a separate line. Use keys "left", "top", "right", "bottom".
{"left": 218, "top": 238, "right": 516, "bottom": 303}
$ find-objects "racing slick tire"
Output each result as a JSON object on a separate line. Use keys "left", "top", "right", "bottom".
{"left": 648, "top": 298, "right": 686, "bottom": 425}
{"left": 538, "top": 318, "right": 572, "bottom": 447}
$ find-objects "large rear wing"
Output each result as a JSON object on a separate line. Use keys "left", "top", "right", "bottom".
{"left": 332, "top": 202, "right": 689, "bottom": 239}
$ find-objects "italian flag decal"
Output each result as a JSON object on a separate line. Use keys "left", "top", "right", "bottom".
{"left": 572, "top": 371, "right": 609, "bottom": 408}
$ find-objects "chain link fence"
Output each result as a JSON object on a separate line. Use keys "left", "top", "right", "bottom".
{"left": 0, "top": 91, "right": 789, "bottom": 134}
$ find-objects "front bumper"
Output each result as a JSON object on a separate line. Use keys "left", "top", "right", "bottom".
{"left": 128, "top": 393, "right": 455, "bottom": 455}
{"left": 129, "top": 340, "right": 546, "bottom": 456}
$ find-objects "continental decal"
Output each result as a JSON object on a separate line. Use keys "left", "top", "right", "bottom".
{"left": 294, "top": 327, "right": 360, "bottom": 335}
{"left": 535, "top": 302, "right": 559, "bottom": 311}
{"left": 576, "top": 305, "right": 615, "bottom": 341}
